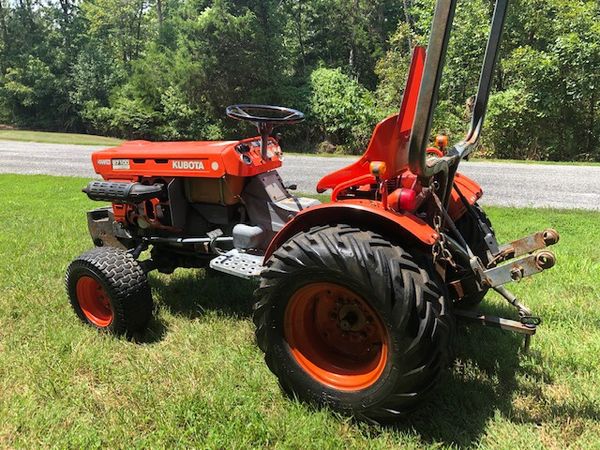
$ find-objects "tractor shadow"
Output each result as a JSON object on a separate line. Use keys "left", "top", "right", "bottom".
{"left": 390, "top": 313, "right": 527, "bottom": 447}
{"left": 134, "top": 273, "right": 599, "bottom": 446}
{"left": 135, "top": 269, "right": 256, "bottom": 344}
{"left": 386, "top": 301, "right": 599, "bottom": 447}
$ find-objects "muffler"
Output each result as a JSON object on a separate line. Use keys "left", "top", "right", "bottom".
{"left": 83, "top": 181, "right": 165, "bottom": 203}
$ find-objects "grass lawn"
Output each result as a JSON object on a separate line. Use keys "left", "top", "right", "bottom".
{"left": 0, "top": 130, "right": 122, "bottom": 146}
{"left": 0, "top": 174, "right": 599, "bottom": 448}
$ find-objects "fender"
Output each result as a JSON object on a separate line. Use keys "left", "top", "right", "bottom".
{"left": 448, "top": 172, "right": 484, "bottom": 220}
{"left": 264, "top": 200, "right": 439, "bottom": 261}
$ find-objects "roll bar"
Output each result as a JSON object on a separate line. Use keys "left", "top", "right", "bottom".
{"left": 407, "top": 0, "right": 510, "bottom": 196}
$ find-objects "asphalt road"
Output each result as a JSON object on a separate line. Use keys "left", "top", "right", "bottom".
{"left": 1, "top": 140, "right": 599, "bottom": 210}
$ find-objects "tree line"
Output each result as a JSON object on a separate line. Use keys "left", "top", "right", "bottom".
{"left": 0, "top": 0, "right": 598, "bottom": 161}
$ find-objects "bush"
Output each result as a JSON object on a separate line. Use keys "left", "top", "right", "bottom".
{"left": 485, "top": 88, "right": 537, "bottom": 159}
{"left": 1, "top": 57, "right": 60, "bottom": 129}
{"left": 309, "top": 67, "right": 379, "bottom": 154}
{"left": 157, "top": 86, "right": 222, "bottom": 141}
{"left": 82, "top": 97, "right": 157, "bottom": 140}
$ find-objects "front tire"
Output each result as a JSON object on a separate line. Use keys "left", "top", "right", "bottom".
{"left": 66, "top": 247, "right": 153, "bottom": 336}
{"left": 254, "top": 225, "right": 454, "bottom": 421}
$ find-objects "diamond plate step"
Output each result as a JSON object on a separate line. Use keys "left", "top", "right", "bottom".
{"left": 209, "top": 249, "right": 264, "bottom": 279}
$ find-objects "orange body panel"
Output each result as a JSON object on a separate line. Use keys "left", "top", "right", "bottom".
{"left": 91, "top": 136, "right": 282, "bottom": 180}
{"left": 449, "top": 172, "right": 484, "bottom": 220}
{"left": 265, "top": 174, "right": 480, "bottom": 260}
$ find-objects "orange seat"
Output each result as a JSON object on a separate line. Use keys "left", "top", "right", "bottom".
{"left": 317, "top": 47, "right": 426, "bottom": 193}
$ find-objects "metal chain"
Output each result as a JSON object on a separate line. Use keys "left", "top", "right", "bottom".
{"left": 432, "top": 213, "right": 458, "bottom": 269}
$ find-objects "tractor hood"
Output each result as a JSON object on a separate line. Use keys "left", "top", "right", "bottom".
{"left": 90, "top": 138, "right": 283, "bottom": 180}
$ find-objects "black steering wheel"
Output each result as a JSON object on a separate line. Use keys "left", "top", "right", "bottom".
{"left": 226, "top": 104, "right": 305, "bottom": 160}
{"left": 226, "top": 104, "right": 305, "bottom": 125}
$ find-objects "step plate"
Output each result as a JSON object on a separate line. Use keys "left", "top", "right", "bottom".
{"left": 209, "top": 249, "right": 264, "bottom": 279}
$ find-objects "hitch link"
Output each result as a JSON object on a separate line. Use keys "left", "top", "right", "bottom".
{"left": 481, "top": 250, "right": 556, "bottom": 288}
{"left": 455, "top": 285, "right": 541, "bottom": 352}
{"left": 493, "top": 228, "right": 559, "bottom": 264}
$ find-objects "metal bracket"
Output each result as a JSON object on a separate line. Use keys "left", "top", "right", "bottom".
{"left": 482, "top": 250, "right": 556, "bottom": 288}
{"left": 496, "top": 228, "right": 560, "bottom": 261}
{"left": 455, "top": 283, "right": 541, "bottom": 352}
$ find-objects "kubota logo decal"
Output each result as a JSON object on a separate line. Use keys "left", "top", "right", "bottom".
{"left": 172, "top": 160, "right": 205, "bottom": 170}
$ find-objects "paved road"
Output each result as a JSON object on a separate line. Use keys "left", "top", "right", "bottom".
{"left": 1, "top": 140, "right": 599, "bottom": 210}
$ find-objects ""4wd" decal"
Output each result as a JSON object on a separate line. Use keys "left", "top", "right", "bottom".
{"left": 172, "top": 160, "right": 205, "bottom": 170}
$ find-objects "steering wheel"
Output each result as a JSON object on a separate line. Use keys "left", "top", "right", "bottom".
{"left": 226, "top": 104, "right": 305, "bottom": 159}
{"left": 226, "top": 104, "right": 305, "bottom": 125}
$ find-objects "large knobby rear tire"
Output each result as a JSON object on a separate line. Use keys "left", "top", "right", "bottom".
{"left": 65, "top": 247, "right": 153, "bottom": 336}
{"left": 254, "top": 225, "right": 454, "bottom": 422}
{"left": 454, "top": 203, "right": 496, "bottom": 308}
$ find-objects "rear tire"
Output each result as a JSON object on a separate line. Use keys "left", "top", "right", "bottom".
{"left": 254, "top": 225, "right": 454, "bottom": 422}
{"left": 66, "top": 247, "right": 153, "bottom": 336}
{"left": 454, "top": 203, "right": 496, "bottom": 308}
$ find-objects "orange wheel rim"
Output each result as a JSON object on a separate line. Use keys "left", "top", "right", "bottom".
{"left": 76, "top": 276, "right": 113, "bottom": 328}
{"left": 284, "top": 282, "right": 388, "bottom": 391}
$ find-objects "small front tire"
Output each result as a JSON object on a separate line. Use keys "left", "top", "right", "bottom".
{"left": 66, "top": 247, "right": 153, "bottom": 336}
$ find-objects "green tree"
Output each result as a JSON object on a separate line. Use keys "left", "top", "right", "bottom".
{"left": 0, "top": 0, "right": 597, "bottom": 161}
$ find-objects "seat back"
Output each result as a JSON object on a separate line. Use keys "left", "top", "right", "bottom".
{"left": 316, "top": 46, "right": 426, "bottom": 193}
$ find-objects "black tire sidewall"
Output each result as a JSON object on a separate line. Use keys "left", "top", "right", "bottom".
{"left": 65, "top": 247, "right": 152, "bottom": 336}
{"left": 263, "top": 268, "right": 415, "bottom": 413}
{"left": 67, "top": 262, "right": 121, "bottom": 334}
{"left": 453, "top": 203, "right": 495, "bottom": 307}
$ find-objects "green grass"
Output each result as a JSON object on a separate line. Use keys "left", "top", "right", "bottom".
{"left": 0, "top": 129, "right": 122, "bottom": 146}
{"left": 0, "top": 174, "right": 599, "bottom": 448}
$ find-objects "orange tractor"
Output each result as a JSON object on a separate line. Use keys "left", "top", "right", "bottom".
{"left": 66, "top": 0, "right": 558, "bottom": 420}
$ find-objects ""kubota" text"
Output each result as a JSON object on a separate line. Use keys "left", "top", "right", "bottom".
{"left": 172, "top": 160, "right": 205, "bottom": 170}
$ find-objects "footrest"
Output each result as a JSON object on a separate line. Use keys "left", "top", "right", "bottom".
{"left": 209, "top": 249, "right": 264, "bottom": 279}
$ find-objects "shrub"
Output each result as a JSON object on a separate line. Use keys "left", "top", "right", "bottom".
{"left": 309, "top": 67, "right": 379, "bottom": 154}
{"left": 157, "top": 86, "right": 222, "bottom": 141}
{"left": 484, "top": 88, "right": 534, "bottom": 159}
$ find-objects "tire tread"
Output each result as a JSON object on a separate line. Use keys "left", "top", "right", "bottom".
{"left": 254, "top": 224, "right": 453, "bottom": 421}
{"left": 66, "top": 247, "right": 152, "bottom": 335}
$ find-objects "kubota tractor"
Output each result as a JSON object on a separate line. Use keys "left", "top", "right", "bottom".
{"left": 66, "top": 0, "right": 559, "bottom": 421}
